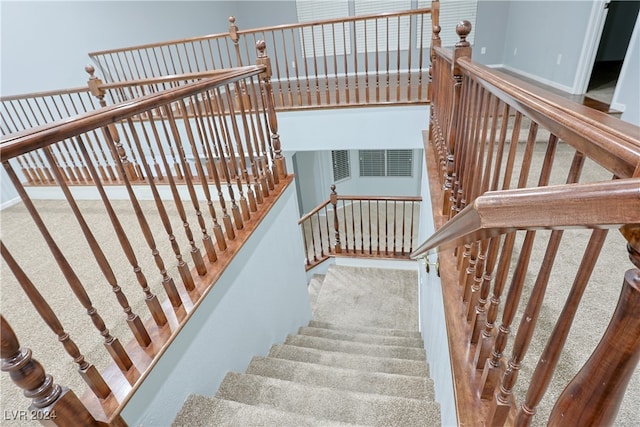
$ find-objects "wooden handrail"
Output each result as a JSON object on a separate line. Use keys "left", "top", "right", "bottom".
{"left": 336, "top": 195, "right": 423, "bottom": 202}
{"left": 298, "top": 200, "right": 330, "bottom": 225}
{"left": 411, "top": 178, "right": 640, "bottom": 258}
{"left": 95, "top": 68, "right": 251, "bottom": 91}
{"left": 235, "top": 7, "right": 432, "bottom": 34}
{"left": 455, "top": 58, "right": 640, "bottom": 179}
{"left": 0, "top": 66, "right": 264, "bottom": 160}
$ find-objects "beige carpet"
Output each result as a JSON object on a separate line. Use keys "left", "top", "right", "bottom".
{"left": 0, "top": 198, "right": 222, "bottom": 425}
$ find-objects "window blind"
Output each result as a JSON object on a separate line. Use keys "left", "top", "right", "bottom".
{"left": 296, "top": 0, "right": 351, "bottom": 57}
{"left": 359, "top": 149, "right": 413, "bottom": 177}
{"left": 416, "top": 0, "right": 477, "bottom": 48}
{"left": 332, "top": 150, "right": 351, "bottom": 181}
{"left": 354, "top": 0, "right": 412, "bottom": 53}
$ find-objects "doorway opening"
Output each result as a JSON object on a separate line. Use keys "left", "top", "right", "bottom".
{"left": 585, "top": 0, "right": 639, "bottom": 106}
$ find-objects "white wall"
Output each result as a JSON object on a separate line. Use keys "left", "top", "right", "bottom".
{"left": 417, "top": 151, "right": 457, "bottom": 427}
{"left": 120, "top": 183, "right": 311, "bottom": 426}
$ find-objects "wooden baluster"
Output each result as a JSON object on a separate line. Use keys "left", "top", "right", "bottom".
{"left": 174, "top": 100, "right": 218, "bottom": 264}
{"left": 341, "top": 199, "right": 349, "bottom": 253}
{"left": 329, "top": 24, "right": 338, "bottom": 104}
{"left": 76, "top": 135, "right": 170, "bottom": 324}
{"left": 320, "top": 24, "right": 330, "bottom": 105}
{"left": 309, "top": 214, "right": 319, "bottom": 262}
{"left": 330, "top": 185, "right": 342, "bottom": 254}
{"left": 139, "top": 110, "right": 195, "bottom": 296}
{"left": 547, "top": 225, "right": 640, "bottom": 426}
{"left": 406, "top": 12, "right": 413, "bottom": 102}
{"left": 368, "top": 200, "right": 373, "bottom": 254}
{"left": 301, "top": 222, "right": 311, "bottom": 266}
{"left": 480, "top": 134, "right": 565, "bottom": 404}
{"left": 487, "top": 136, "right": 564, "bottom": 426}
{"left": 3, "top": 162, "right": 132, "bottom": 373}
{"left": 401, "top": 201, "right": 406, "bottom": 255}
{"left": 0, "top": 315, "right": 105, "bottom": 427}
{"left": 376, "top": 200, "right": 381, "bottom": 255}
{"left": 418, "top": 0, "right": 442, "bottom": 102}
{"left": 442, "top": 22, "right": 470, "bottom": 216}
{"left": 208, "top": 90, "right": 244, "bottom": 233}
{"left": 42, "top": 146, "right": 151, "bottom": 347}
{"left": 202, "top": 91, "right": 236, "bottom": 241}
{"left": 227, "top": 82, "right": 259, "bottom": 211}
{"left": 161, "top": 105, "right": 208, "bottom": 279}
{"left": 257, "top": 40, "right": 288, "bottom": 180}
{"left": 228, "top": 16, "right": 242, "bottom": 67}
{"left": 86, "top": 65, "right": 138, "bottom": 182}
{"left": 213, "top": 87, "right": 251, "bottom": 222}
{"left": 514, "top": 229, "right": 608, "bottom": 426}
{"left": 191, "top": 96, "right": 228, "bottom": 251}
{"left": 246, "top": 76, "right": 273, "bottom": 196}
{"left": 310, "top": 26, "right": 321, "bottom": 105}
{"left": 392, "top": 201, "right": 397, "bottom": 255}
{"left": 1, "top": 242, "right": 112, "bottom": 399}
{"left": 396, "top": 16, "right": 401, "bottom": 102}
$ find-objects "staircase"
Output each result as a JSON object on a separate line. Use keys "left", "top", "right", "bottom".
{"left": 172, "top": 265, "right": 441, "bottom": 426}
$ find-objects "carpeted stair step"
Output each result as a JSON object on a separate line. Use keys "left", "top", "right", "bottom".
{"left": 298, "top": 326, "right": 424, "bottom": 348}
{"left": 172, "top": 394, "right": 358, "bottom": 426}
{"left": 268, "top": 344, "right": 430, "bottom": 377}
{"left": 246, "top": 356, "right": 435, "bottom": 400}
{"left": 308, "top": 274, "right": 326, "bottom": 310}
{"left": 309, "top": 320, "right": 422, "bottom": 339}
{"left": 284, "top": 334, "right": 426, "bottom": 361}
{"left": 216, "top": 372, "right": 441, "bottom": 426}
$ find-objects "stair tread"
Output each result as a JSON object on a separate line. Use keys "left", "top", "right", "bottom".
{"left": 285, "top": 334, "right": 426, "bottom": 361}
{"left": 309, "top": 320, "right": 422, "bottom": 338}
{"left": 247, "top": 356, "right": 435, "bottom": 400}
{"left": 269, "top": 344, "right": 430, "bottom": 377}
{"left": 172, "top": 395, "right": 360, "bottom": 426}
{"left": 216, "top": 372, "right": 441, "bottom": 426}
{"left": 299, "top": 326, "right": 424, "bottom": 348}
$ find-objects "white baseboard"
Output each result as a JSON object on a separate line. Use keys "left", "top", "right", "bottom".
{"left": 498, "top": 64, "right": 575, "bottom": 94}
{"left": 1, "top": 197, "right": 21, "bottom": 211}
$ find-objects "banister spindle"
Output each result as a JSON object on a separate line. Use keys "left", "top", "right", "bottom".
{"left": 3, "top": 161, "right": 133, "bottom": 373}
{"left": 427, "top": 0, "right": 440, "bottom": 102}
{"left": 443, "top": 20, "right": 472, "bottom": 216}
{"left": 330, "top": 185, "right": 342, "bottom": 254}
{"left": 1, "top": 242, "right": 112, "bottom": 399}
{"left": 86, "top": 65, "right": 138, "bottom": 182}
{"left": 42, "top": 146, "right": 151, "bottom": 348}
{"left": 0, "top": 315, "right": 102, "bottom": 426}
{"left": 547, "top": 225, "right": 640, "bottom": 427}
{"left": 257, "top": 40, "right": 288, "bottom": 180}
{"left": 76, "top": 136, "right": 170, "bottom": 326}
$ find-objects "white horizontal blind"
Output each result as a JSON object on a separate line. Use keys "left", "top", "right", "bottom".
{"left": 359, "top": 150, "right": 386, "bottom": 176}
{"left": 296, "top": 0, "right": 351, "bottom": 57}
{"left": 354, "top": 0, "right": 412, "bottom": 53}
{"left": 416, "top": 0, "right": 477, "bottom": 48}
{"left": 386, "top": 149, "right": 413, "bottom": 176}
{"left": 359, "top": 149, "right": 413, "bottom": 177}
{"left": 332, "top": 150, "right": 351, "bottom": 181}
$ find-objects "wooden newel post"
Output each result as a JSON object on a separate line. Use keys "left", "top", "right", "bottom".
{"left": 330, "top": 184, "right": 342, "bottom": 254}
{"left": 427, "top": 0, "right": 441, "bottom": 103}
{"left": 0, "top": 316, "right": 100, "bottom": 426}
{"left": 85, "top": 65, "right": 139, "bottom": 182}
{"left": 256, "top": 40, "right": 287, "bottom": 180}
{"left": 444, "top": 21, "right": 472, "bottom": 218}
{"left": 547, "top": 225, "right": 640, "bottom": 426}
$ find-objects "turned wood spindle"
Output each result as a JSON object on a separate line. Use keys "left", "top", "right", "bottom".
{"left": 330, "top": 185, "right": 342, "bottom": 254}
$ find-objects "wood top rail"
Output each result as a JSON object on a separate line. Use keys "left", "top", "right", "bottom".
{"left": 298, "top": 199, "right": 331, "bottom": 224}
{"left": 87, "top": 8, "right": 431, "bottom": 57}
{"left": 411, "top": 178, "right": 640, "bottom": 258}
{"left": 0, "top": 86, "right": 90, "bottom": 101}
{"left": 94, "top": 68, "right": 253, "bottom": 91}
{"left": 0, "top": 66, "right": 264, "bottom": 161}
{"left": 454, "top": 58, "right": 640, "bottom": 179}
{"left": 298, "top": 195, "right": 423, "bottom": 225}
{"left": 235, "top": 7, "right": 431, "bottom": 34}
{"left": 434, "top": 46, "right": 453, "bottom": 62}
{"left": 336, "top": 195, "right": 422, "bottom": 202}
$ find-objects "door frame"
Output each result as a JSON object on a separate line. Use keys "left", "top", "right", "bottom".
{"left": 573, "top": 0, "right": 610, "bottom": 94}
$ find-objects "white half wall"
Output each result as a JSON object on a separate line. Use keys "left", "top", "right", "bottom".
{"left": 120, "top": 182, "right": 311, "bottom": 426}
{"left": 417, "top": 151, "right": 457, "bottom": 427}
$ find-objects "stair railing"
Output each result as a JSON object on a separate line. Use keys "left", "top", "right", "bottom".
{"left": 88, "top": 7, "right": 434, "bottom": 110}
{"left": 0, "top": 42, "right": 292, "bottom": 426}
{"left": 416, "top": 17, "right": 640, "bottom": 427}
{"left": 299, "top": 184, "right": 421, "bottom": 269}
{"left": 1, "top": 66, "right": 269, "bottom": 187}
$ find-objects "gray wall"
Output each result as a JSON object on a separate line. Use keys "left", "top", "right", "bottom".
{"left": 473, "top": 0, "right": 510, "bottom": 65}
{"left": 121, "top": 183, "right": 311, "bottom": 426}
